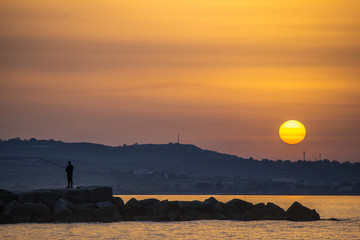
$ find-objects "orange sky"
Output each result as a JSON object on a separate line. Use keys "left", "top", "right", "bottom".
{"left": 1, "top": 0, "right": 359, "bottom": 162}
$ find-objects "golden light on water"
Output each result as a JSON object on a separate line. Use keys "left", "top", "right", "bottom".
{"left": 279, "top": 120, "right": 306, "bottom": 144}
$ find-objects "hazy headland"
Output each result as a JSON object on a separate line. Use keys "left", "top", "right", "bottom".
{"left": 1, "top": 138, "right": 359, "bottom": 195}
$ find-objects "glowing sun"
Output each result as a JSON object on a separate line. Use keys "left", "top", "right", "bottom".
{"left": 279, "top": 120, "right": 306, "bottom": 144}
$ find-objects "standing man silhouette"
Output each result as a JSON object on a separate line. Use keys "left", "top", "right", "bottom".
{"left": 66, "top": 161, "right": 74, "bottom": 188}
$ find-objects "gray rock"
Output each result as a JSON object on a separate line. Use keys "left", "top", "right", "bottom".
{"left": 122, "top": 198, "right": 143, "bottom": 220}
{"left": 23, "top": 202, "right": 51, "bottom": 223}
{"left": 76, "top": 202, "right": 98, "bottom": 209}
{"left": 111, "top": 197, "right": 124, "bottom": 209}
{"left": 221, "top": 199, "right": 254, "bottom": 220}
{"left": 53, "top": 186, "right": 113, "bottom": 203}
{"left": 123, "top": 198, "right": 159, "bottom": 220}
{"left": 264, "top": 202, "right": 286, "bottom": 220}
{"left": 75, "top": 202, "right": 99, "bottom": 222}
{"left": 177, "top": 200, "right": 221, "bottom": 221}
{"left": 2, "top": 200, "right": 31, "bottom": 223}
{"left": 202, "top": 197, "right": 220, "bottom": 210}
{"left": 285, "top": 201, "right": 320, "bottom": 221}
{"left": 178, "top": 207, "right": 212, "bottom": 221}
{"left": 89, "top": 186, "right": 113, "bottom": 202}
{"left": 18, "top": 190, "right": 62, "bottom": 208}
{"left": 75, "top": 207, "right": 100, "bottom": 222}
{"left": 139, "top": 198, "right": 160, "bottom": 206}
{"left": 56, "top": 198, "right": 76, "bottom": 211}
{"left": 253, "top": 202, "right": 286, "bottom": 220}
{"left": 63, "top": 188, "right": 91, "bottom": 203}
{"left": 177, "top": 200, "right": 202, "bottom": 208}
{"left": 125, "top": 197, "right": 139, "bottom": 207}
{"left": 145, "top": 200, "right": 180, "bottom": 221}
{"left": 53, "top": 198, "right": 77, "bottom": 222}
{"left": 201, "top": 197, "right": 226, "bottom": 218}
{"left": 96, "top": 201, "right": 122, "bottom": 222}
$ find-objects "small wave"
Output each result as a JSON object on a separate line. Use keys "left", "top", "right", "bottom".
{"left": 321, "top": 218, "right": 342, "bottom": 221}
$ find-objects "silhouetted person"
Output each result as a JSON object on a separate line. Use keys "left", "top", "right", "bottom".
{"left": 66, "top": 161, "right": 74, "bottom": 188}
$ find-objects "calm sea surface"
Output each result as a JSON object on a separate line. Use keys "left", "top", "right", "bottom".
{"left": 1, "top": 195, "right": 359, "bottom": 240}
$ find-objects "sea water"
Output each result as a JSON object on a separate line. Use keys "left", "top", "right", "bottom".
{"left": 1, "top": 195, "right": 359, "bottom": 240}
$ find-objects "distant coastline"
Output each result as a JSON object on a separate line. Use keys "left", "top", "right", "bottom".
{"left": 1, "top": 138, "right": 359, "bottom": 195}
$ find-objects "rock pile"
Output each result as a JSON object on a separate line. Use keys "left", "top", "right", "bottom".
{"left": 0, "top": 187, "right": 320, "bottom": 224}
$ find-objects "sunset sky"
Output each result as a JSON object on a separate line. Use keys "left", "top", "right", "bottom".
{"left": 1, "top": 0, "right": 359, "bottom": 162}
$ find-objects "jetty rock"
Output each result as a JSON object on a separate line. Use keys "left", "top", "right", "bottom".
{"left": 0, "top": 186, "right": 321, "bottom": 224}
{"left": 285, "top": 201, "right": 320, "bottom": 221}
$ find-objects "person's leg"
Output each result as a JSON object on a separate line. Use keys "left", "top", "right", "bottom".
{"left": 70, "top": 175, "right": 73, "bottom": 188}
{"left": 67, "top": 174, "right": 71, "bottom": 188}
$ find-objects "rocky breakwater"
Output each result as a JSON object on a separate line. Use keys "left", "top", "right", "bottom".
{"left": 0, "top": 187, "right": 320, "bottom": 224}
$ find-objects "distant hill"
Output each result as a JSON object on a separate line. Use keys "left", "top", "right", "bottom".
{"left": 1, "top": 138, "right": 359, "bottom": 194}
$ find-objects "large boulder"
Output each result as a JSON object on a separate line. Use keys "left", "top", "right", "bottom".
{"left": 52, "top": 186, "right": 113, "bottom": 203}
{"left": 221, "top": 199, "right": 254, "bottom": 220}
{"left": 285, "top": 201, "right": 320, "bottom": 221}
{"left": 2, "top": 200, "right": 31, "bottom": 223}
{"left": 200, "top": 197, "right": 226, "bottom": 220}
{"left": 62, "top": 188, "right": 91, "bottom": 203}
{"left": 74, "top": 202, "right": 99, "bottom": 222}
{"left": 145, "top": 200, "right": 180, "bottom": 221}
{"left": 89, "top": 187, "right": 113, "bottom": 202}
{"left": 17, "top": 190, "right": 62, "bottom": 208}
{"left": 122, "top": 198, "right": 159, "bottom": 220}
{"left": 177, "top": 200, "right": 213, "bottom": 221}
{"left": 177, "top": 200, "right": 202, "bottom": 209}
{"left": 96, "top": 201, "right": 122, "bottom": 222}
{"left": 111, "top": 197, "right": 124, "bottom": 210}
{"left": 177, "top": 208, "right": 211, "bottom": 221}
{"left": 75, "top": 207, "right": 99, "bottom": 222}
{"left": 202, "top": 197, "right": 220, "bottom": 210}
{"left": 53, "top": 198, "right": 77, "bottom": 222}
{"left": 254, "top": 202, "right": 286, "bottom": 220}
{"left": 23, "top": 202, "right": 51, "bottom": 223}
{"left": 76, "top": 202, "right": 98, "bottom": 209}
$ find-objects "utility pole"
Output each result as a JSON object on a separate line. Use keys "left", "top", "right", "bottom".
{"left": 303, "top": 151, "right": 306, "bottom": 161}
{"left": 319, "top": 153, "right": 321, "bottom": 161}
{"left": 177, "top": 135, "right": 180, "bottom": 144}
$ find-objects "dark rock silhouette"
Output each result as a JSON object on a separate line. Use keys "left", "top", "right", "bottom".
{"left": 285, "top": 201, "right": 320, "bottom": 221}
{"left": 255, "top": 202, "right": 287, "bottom": 220}
{"left": 221, "top": 199, "right": 254, "bottom": 220}
{"left": 2, "top": 200, "right": 32, "bottom": 223}
{"left": 122, "top": 198, "right": 160, "bottom": 220}
{"left": 96, "top": 201, "right": 122, "bottom": 222}
{"left": 53, "top": 198, "right": 77, "bottom": 222}
{"left": 142, "top": 200, "right": 180, "bottom": 221}
{"left": 18, "top": 190, "right": 62, "bottom": 208}
{"left": 76, "top": 206, "right": 99, "bottom": 222}
{"left": 0, "top": 186, "right": 322, "bottom": 224}
{"left": 112, "top": 196, "right": 125, "bottom": 209}
{"left": 22, "top": 202, "right": 51, "bottom": 222}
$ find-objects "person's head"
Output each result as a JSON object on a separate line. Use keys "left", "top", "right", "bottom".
{"left": 68, "top": 161, "right": 71, "bottom": 165}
